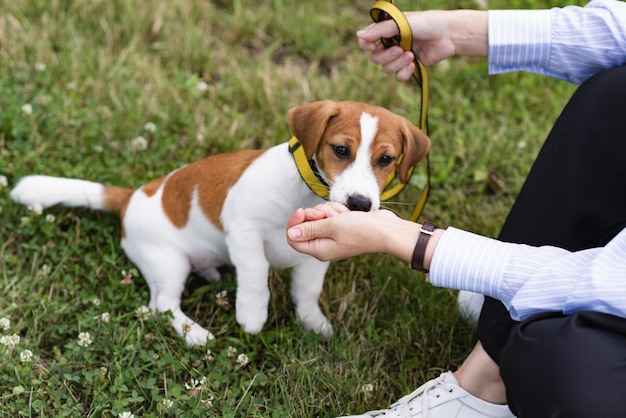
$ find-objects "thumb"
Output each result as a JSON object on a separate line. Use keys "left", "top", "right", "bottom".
{"left": 287, "top": 217, "right": 332, "bottom": 242}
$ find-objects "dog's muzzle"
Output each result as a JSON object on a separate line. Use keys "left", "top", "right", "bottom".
{"left": 347, "top": 194, "right": 372, "bottom": 212}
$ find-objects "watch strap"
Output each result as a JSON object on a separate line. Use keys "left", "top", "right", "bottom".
{"left": 411, "top": 221, "right": 437, "bottom": 272}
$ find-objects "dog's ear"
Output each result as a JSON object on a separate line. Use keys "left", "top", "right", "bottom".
{"left": 397, "top": 120, "right": 431, "bottom": 183}
{"left": 288, "top": 100, "right": 340, "bottom": 159}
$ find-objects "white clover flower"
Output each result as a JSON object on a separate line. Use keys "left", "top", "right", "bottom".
{"left": 135, "top": 305, "right": 151, "bottom": 321}
{"left": 21, "top": 104, "right": 33, "bottom": 115}
{"left": 201, "top": 396, "right": 214, "bottom": 409}
{"left": 0, "top": 175, "right": 7, "bottom": 189}
{"left": 181, "top": 321, "right": 192, "bottom": 334}
{"left": 93, "top": 144, "right": 104, "bottom": 153}
{"left": 118, "top": 412, "right": 134, "bottom": 418}
{"left": 0, "top": 317, "right": 9, "bottom": 331}
{"left": 236, "top": 353, "right": 249, "bottom": 366}
{"left": 185, "top": 376, "right": 208, "bottom": 398}
{"left": 20, "top": 349, "right": 34, "bottom": 362}
{"left": 361, "top": 383, "right": 374, "bottom": 392}
{"left": 34, "top": 62, "right": 46, "bottom": 72}
{"left": 0, "top": 333, "right": 20, "bottom": 348}
{"left": 27, "top": 203, "right": 43, "bottom": 215}
{"left": 227, "top": 346, "right": 237, "bottom": 357}
{"left": 45, "top": 214, "right": 56, "bottom": 223}
{"left": 215, "top": 290, "right": 230, "bottom": 310}
{"left": 161, "top": 399, "right": 173, "bottom": 409}
{"left": 99, "top": 366, "right": 107, "bottom": 375}
{"left": 120, "top": 270, "right": 133, "bottom": 285}
{"left": 517, "top": 140, "right": 527, "bottom": 150}
{"left": 39, "top": 264, "right": 51, "bottom": 276}
{"left": 144, "top": 122, "right": 157, "bottom": 133}
{"left": 196, "top": 80, "right": 209, "bottom": 92}
{"left": 92, "top": 298, "right": 101, "bottom": 306}
{"left": 100, "top": 312, "right": 110, "bottom": 324}
{"left": 77, "top": 332, "right": 92, "bottom": 347}
{"left": 131, "top": 136, "right": 148, "bottom": 151}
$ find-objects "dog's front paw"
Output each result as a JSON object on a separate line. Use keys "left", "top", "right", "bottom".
{"left": 236, "top": 308, "right": 268, "bottom": 335}
{"left": 183, "top": 322, "right": 215, "bottom": 346}
{"left": 302, "top": 316, "right": 334, "bottom": 339}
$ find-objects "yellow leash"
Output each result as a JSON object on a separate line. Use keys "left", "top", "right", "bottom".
{"left": 370, "top": 0, "right": 430, "bottom": 222}
{"left": 289, "top": 0, "right": 430, "bottom": 222}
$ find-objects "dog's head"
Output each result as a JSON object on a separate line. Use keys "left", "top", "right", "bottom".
{"left": 288, "top": 100, "right": 430, "bottom": 211}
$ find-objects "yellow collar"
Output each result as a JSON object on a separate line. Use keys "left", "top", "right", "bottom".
{"left": 289, "top": 136, "right": 330, "bottom": 200}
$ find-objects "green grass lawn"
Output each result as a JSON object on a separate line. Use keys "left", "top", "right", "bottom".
{"left": 1, "top": 0, "right": 580, "bottom": 416}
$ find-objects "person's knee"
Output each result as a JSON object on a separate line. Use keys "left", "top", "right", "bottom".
{"left": 499, "top": 312, "right": 626, "bottom": 418}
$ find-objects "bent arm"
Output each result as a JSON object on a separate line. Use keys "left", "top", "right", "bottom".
{"left": 489, "top": 0, "right": 626, "bottom": 84}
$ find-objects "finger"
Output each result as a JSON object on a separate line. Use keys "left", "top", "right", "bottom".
{"left": 324, "top": 201, "right": 350, "bottom": 214}
{"left": 310, "top": 201, "right": 349, "bottom": 217}
{"left": 369, "top": 45, "right": 404, "bottom": 66}
{"left": 356, "top": 20, "right": 399, "bottom": 43}
{"left": 287, "top": 208, "right": 307, "bottom": 230}
{"left": 395, "top": 61, "right": 415, "bottom": 82}
{"left": 287, "top": 216, "right": 332, "bottom": 242}
{"left": 380, "top": 51, "right": 415, "bottom": 75}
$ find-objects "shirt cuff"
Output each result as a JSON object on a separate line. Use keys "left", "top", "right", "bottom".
{"left": 428, "top": 227, "right": 516, "bottom": 301}
{"left": 488, "top": 9, "right": 552, "bottom": 75}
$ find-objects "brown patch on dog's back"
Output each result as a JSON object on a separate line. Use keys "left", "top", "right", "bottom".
{"left": 142, "top": 176, "right": 166, "bottom": 197}
{"left": 161, "top": 149, "right": 265, "bottom": 230}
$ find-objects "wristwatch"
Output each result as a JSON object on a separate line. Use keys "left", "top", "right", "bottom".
{"left": 411, "top": 221, "right": 437, "bottom": 273}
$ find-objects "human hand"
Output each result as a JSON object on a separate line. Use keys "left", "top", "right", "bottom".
{"left": 286, "top": 202, "right": 414, "bottom": 262}
{"left": 357, "top": 10, "right": 488, "bottom": 81}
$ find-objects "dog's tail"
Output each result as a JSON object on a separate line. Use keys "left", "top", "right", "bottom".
{"left": 10, "top": 175, "right": 134, "bottom": 215}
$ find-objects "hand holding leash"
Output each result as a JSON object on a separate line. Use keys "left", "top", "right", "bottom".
{"left": 358, "top": 9, "right": 489, "bottom": 81}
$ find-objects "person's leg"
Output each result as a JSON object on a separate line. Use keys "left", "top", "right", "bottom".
{"left": 478, "top": 64, "right": 626, "bottom": 360}
{"left": 501, "top": 311, "right": 626, "bottom": 418}
{"left": 464, "top": 65, "right": 626, "bottom": 407}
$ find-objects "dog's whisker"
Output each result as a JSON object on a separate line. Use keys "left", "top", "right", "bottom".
{"left": 380, "top": 201, "right": 423, "bottom": 217}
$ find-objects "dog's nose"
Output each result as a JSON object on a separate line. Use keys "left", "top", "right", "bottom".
{"left": 346, "top": 194, "right": 372, "bottom": 212}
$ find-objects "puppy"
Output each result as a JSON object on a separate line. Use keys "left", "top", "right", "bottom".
{"left": 10, "top": 100, "right": 430, "bottom": 346}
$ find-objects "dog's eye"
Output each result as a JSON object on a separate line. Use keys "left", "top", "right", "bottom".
{"left": 378, "top": 155, "right": 395, "bottom": 167}
{"left": 332, "top": 145, "right": 349, "bottom": 160}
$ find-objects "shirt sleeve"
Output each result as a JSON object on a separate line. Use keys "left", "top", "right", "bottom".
{"left": 428, "top": 226, "right": 626, "bottom": 321}
{"left": 488, "top": 0, "right": 626, "bottom": 84}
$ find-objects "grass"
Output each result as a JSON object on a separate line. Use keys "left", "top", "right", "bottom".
{"left": 0, "top": 0, "right": 581, "bottom": 416}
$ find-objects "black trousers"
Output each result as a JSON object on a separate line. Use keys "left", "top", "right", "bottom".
{"left": 476, "top": 65, "right": 626, "bottom": 417}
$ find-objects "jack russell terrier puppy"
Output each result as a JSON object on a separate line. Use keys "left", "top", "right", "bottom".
{"left": 10, "top": 100, "right": 430, "bottom": 346}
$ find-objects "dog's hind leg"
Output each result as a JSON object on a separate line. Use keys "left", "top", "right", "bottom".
{"left": 128, "top": 248, "right": 215, "bottom": 346}
{"left": 290, "top": 258, "right": 333, "bottom": 337}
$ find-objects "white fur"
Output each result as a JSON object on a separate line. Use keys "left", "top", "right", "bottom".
{"left": 330, "top": 113, "right": 381, "bottom": 211}
{"left": 10, "top": 175, "right": 105, "bottom": 210}
{"left": 10, "top": 110, "right": 392, "bottom": 346}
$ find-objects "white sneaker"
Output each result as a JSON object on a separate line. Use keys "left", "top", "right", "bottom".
{"left": 339, "top": 372, "right": 515, "bottom": 418}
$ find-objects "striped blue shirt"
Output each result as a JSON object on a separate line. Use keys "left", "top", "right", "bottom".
{"left": 488, "top": 0, "right": 626, "bottom": 84}
{"left": 429, "top": 0, "right": 626, "bottom": 321}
